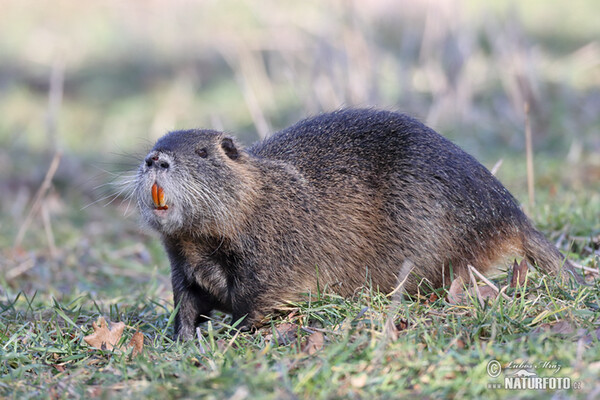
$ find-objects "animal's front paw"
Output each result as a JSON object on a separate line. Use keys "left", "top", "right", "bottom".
{"left": 231, "top": 312, "right": 262, "bottom": 332}
{"left": 174, "top": 324, "right": 196, "bottom": 341}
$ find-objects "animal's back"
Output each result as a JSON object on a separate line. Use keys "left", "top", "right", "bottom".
{"left": 251, "top": 109, "right": 529, "bottom": 292}
{"left": 250, "top": 109, "right": 412, "bottom": 186}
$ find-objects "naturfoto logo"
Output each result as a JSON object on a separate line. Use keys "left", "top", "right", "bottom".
{"left": 486, "top": 359, "right": 581, "bottom": 391}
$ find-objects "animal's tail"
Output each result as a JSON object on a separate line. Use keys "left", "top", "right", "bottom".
{"left": 522, "top": 229, "right": 587, "bottom": 285}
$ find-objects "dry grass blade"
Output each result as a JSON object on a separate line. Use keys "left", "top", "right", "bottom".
{"left": 386, "top": 260, "right": 414, "bottom": 297}
{"left": 41, "top": 202, "right": 57, "bottom": 259}
{"left": 6, "top": 258, "right": 35, "bottom": 281}
{"left": 13, "top": 152, "right": 62, "bottom": 251}
{"left": 468, "top": 267, "right": 484, "bottom": 307}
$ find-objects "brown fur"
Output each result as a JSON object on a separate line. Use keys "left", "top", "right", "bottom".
{"left": 135, "top": 109, "right": 584, "bottom": 340}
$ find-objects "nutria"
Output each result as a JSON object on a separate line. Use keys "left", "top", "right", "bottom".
{"left": 135, "top": 108, "right": 584, "bottom": 340}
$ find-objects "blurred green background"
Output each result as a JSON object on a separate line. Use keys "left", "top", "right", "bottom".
{"left": 0, "top": 0, "right": 599, "bottom": 296}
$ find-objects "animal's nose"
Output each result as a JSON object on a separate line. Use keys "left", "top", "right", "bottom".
{"left": 145, "top": 152, "right": 170, "bottom": 170}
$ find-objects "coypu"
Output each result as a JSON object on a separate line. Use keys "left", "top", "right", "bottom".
{"left": 135, "top": 108, "right": 584, "bottom": 340}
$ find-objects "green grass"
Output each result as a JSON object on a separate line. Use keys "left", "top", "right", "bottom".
{"left": 1, "top": 258, "right": 599, "bottom": 398}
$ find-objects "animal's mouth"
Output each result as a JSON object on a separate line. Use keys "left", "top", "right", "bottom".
{"left": 151, "top": 182, "right": 169, "bottom": 210}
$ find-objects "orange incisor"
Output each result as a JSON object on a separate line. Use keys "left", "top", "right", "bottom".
{"left": 152, "top": 183, "right": 168, "bottom": 210}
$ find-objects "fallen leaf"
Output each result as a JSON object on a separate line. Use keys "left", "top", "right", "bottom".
{"left": 84, "top": 317, "right": 144, "bottom": 356}
{"left": 264, "top": 322, "right": 298, "bottom": 346}
{"left": 52, "top": 364, "right": 66, "bottom": 373}
{"left": 84, "top": 317, "right": 125, "bottom": 351}
{"left": 579, "top": 327, "right": 600, "bottom": 345}
{"left": 536, "top": 320, "right": 576, "bottom": 335}
{"left": 396, "top": 318, "right": 409, "bottom": 331}
{"left": 129, "top": 331, "right": 144, "bottom": 357}
{"left": 477, "top": 284, "right": 498, "bottom": 300}
{"left": 447, "top": 276, "right": 466, "bottom": 305}
{"left": 301, "top": 331, "right": 324, "bottom": 355}
{"left": 447, "top": 273, "right": 502, "bottom": 305}
{"left": 510, "top": 259, "right": 528, "bottom": 288}
{"left": 427, "top": 293, "right": 438, "bottom": 304}
{"left": 531, "top": 321, "right": 600, "bottom": 345}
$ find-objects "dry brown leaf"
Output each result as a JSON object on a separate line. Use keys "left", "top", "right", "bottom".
{"left": 532, "top": 321, "right": 600, "bottom": 345}
{"left": 580, "top": 328, "right": 600, "bottom": 346}
{"left": 264, "top": 322, "right": 298, "bottom": 346}
{"left": 448, "top": 274, "right": 501, "bottom": 305}
{"left": 477, "top": 284, "right": 498, "bottom": 300}
{"left": 510, "top": 259, "right": 528, "bottom": 288}
{"left": 301, "top": 331, "right": 324, "bottom": 355}
{"left": 52, "top": 364, "right": 66, "bottom": 373}
{"left": 129, "top": 331, "right": 144, "bottom": 357}
{"left": 84, "top": 317, "right": 125, "bottom": 351}
{"left": 447, "top": 276, "right": 466, "bottom": 305}
{"left": 536, "top": 320, "right": 576, "bottom": 335}
{"left": 84, "top": 317, "right": 144, "bottom": 356}
{"left": 426, "top": 292, "right": 438, "bottom": 304}
{"left": 396, "top": 319, "right": 409, "bottom": 331}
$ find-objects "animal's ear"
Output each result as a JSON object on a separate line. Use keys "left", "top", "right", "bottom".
{"left": 221, "top": 137, "right": 240, "bottom": 160}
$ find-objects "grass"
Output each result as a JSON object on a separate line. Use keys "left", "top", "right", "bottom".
{"left": 1, "top": 254, "right": 599, "bottom": 398}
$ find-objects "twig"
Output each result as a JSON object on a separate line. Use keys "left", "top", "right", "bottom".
{"left": 524, "top": 102, "right": 535, "bottom": 210}
{"left": 386, "top": 261, "right": 414, "bottom": 297}
{"left": 6, "top": 258, "right": 35, "bottom": 280}
{"left": 468, "top": 266, "right": 484, "bottom": 308}
{"left": 569, "top": 261, "right": 599, "bottom": 275}
{"left": 13, "top": 152, "right": 62, "bottom": 251}
{"left": 468, "top": 265, "right": 512, "bottom": 301}
{"left": 41, "top": 201, "right": 58, "bottom": 259}
{"left": 221, "top": 330, "right": 240, "bottom": 355}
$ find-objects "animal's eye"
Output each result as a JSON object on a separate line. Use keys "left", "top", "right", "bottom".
{"left": 196, "top": 148, "right": 208, "bottom": 158}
